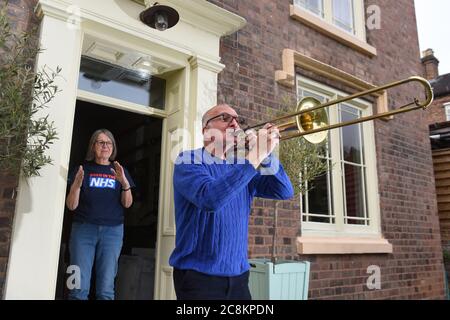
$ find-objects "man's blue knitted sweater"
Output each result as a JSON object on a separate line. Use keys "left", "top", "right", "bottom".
{"left": 169, "top": 148, "right": 294, "bottom": 277}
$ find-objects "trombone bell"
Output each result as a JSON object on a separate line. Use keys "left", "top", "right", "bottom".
{"left": 277, "top": 97, "right": 329, "bottom": 144}
{"left": 296, "top": 97, "right": 329, "bottom": 144}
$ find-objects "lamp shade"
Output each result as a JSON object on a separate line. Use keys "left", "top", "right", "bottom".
{"left": 139, "top": 3, "right": 179, "bottom": 31}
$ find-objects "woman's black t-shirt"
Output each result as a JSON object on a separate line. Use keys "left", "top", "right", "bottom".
{"left": 68, "top": 161, "right": 135, "bottom": 226}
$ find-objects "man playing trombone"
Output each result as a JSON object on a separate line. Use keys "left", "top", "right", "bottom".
{"left": 169, "top": 103, "right": 294, "bottom": 300}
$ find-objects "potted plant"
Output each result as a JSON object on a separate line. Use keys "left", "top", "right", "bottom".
{"left": 248, "top": 97, "right": 330, "bottom": 300}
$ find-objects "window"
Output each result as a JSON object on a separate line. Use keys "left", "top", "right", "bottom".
{"left": 294, "top": 0, "right": 359, "bottom": 35}
{"left": 78, "top": 55, "right": 166, "bottom": 110}
{"left": 294, "top": 0, "right": 324, "bottom": 17}
{"left": 297, "top": 75, "right": 380, "bottom": 236}
{"left": 445, "top": 103, "right": 450, "bottom": 121}
{"left": 291, "top": 0, "right": 377, "bottom": 56}
{"left": 332, "top": 0, "right": 354, "bottom": 33}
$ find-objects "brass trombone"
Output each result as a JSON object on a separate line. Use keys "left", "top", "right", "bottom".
{"left": 245, "top": 76, "right": 434, "bottom": 144}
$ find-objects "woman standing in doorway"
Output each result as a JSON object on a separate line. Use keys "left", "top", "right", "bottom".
{"left": 66, "top": 129, "right": 135, "bottom": 300}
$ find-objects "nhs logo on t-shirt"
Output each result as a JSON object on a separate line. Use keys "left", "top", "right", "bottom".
{"left": 89, "top": 173, "right": 116, "bottom": 189}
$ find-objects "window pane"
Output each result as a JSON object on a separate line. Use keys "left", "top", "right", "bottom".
{"left": 340, "top": 104, "right": 362, "bottom": 164}
{"left": 343, "top": 164, "right": 367, "bottom": 225}
{"left": 78, "top": 55, "right": 166, "bottom": 109}
{"left": 446, "top": 105, "right": 450, "bottom": 121}
{"left": 308, "top": 172, "right": 328, "bottom": 216}
{"left": 303, "top": 160, "right": 334, "bottom": 223}
{"left": 332, "top": 0, "right": 354, "bottom": 33}
{"left": 301, "top": 89, "right": 325, "bottom": 102}
{"left": 295, "top": 0, "right": 324, "bottom": 17}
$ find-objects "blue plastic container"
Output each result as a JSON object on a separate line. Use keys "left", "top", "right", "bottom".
{"left": 249, "top": 259, "right": 310, "bottom": 300}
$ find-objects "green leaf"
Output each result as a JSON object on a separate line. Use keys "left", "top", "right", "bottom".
{"left": 0, "top": 6, "right": 62, "bottom": 178}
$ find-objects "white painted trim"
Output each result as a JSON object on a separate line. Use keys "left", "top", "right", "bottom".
{"left": 444, "top": 103, "right": 450, "bottom": 122}
{"left": 5, "top": 13, "right": 84, "bottom": 299}
{"left": 164, "top": 0, "right": 247, "bottom": 36}
{"left": 189, "top": 55, "right": 225, "bottom": 74}
{"left": 134, "top": 0, "right": 247, "bottom": 36}
{"left": 353, "top": 0, "right": 367, "bottom": 41}
{"left": 35, "top": 0, "right": 72, "bottom": 21}
{"left": 77, "top": 90, "right": 168, "bottom": 118}
{"left": 36, "top": 0, "right": 246, "bottom": 61}
{"left": 297, "top": 236, "right": 393, "bottom": 254}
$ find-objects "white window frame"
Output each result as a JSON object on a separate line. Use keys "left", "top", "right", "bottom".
{"left": 445, "top": 103, "right": 450, "bottom": 121}
{"left": 293, "top": 0, "right": 367, "bottom": 40}
{"left": 296, "top": 75, "right": 381, "bottom": 238}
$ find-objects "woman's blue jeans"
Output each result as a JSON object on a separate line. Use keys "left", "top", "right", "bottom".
{"left": 68, "top": 221, "right": 123, "bottom": 300}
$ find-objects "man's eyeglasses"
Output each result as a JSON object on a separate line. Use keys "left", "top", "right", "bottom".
{"left": 96, "top": 140, "right": 113, "bottom": 148}
{"left": 204, "top": 113, "right": 247, "bottom": 127}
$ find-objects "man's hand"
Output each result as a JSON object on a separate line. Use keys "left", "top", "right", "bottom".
{"left": 111, "top": 161, "right": 129, "bottom": 188}
{"left": 246, "top": 123, "right": 280, "bottom": 169}
{"left": 245, "top": 129, "right": 258, "bottom": 151}
{"left": 72, "top": 165, "right": 84, "bottom": 189}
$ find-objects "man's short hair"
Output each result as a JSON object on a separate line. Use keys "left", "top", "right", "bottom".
{"left": 202, "top": 111, "right": 212, "bottom": 129}
{"left": 202, "top": 104, "right": 231, "bottom": 129}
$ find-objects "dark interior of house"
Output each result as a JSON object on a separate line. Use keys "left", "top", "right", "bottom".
{"left": 55, "top": 100, "right": 162, "bottom": 300}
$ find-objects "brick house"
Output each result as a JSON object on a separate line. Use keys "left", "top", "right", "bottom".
{"left": 423, "top": 49, "right": 450, "bottom": 126}
{"left": 0, "top": 0, "right": 446, "bottom": 299}
{"left": 423, "top": 49, "right": 450, "bottom": 289}
{"left": 209, "top": 0, "right": 446, "bottom": 299}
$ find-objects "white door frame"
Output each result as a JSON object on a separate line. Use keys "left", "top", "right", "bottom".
{"left": 4, "top": 0, "right": 245, "bottom": 299}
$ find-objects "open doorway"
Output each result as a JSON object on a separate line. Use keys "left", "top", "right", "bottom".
{"left": 55, "top": 100, "right": 163, "bottom": 300}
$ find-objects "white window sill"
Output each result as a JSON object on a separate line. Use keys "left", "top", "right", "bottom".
{"left": 290, "top": 5, "right": 377, "bottom": 57}
{"left": 297, "top": 236, "right": 393, "bottom": 254}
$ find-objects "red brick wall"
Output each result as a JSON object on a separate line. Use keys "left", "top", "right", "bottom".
{"left": 421, "top": 51, "right": 440, "bottom": 81}
{"left": 426, "top": 96, "right": 450, "bottom": 125}
{"left": 209, "top": 0, "right": 445, "bottom": 299}
{"left": 424, "top": 62, "right": 439, "bottom": 81}
{"left": 0, "top": 0, "right": 39, "bottom": 298}
{"left": 0, "top": 173, "right": 18, "bottom": 299}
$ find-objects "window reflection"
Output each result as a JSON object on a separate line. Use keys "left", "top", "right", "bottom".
{"left": 340, "top": 104, "right": 363, "bottom": 164}
{"left": 343, "top": 164, "right": 367, "bottom": 225}
{"left": 295, "top": 0, "right": 324, "bottom": 17}
{"left": 78, "top": 56, "right": 166, "bottom": 110}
